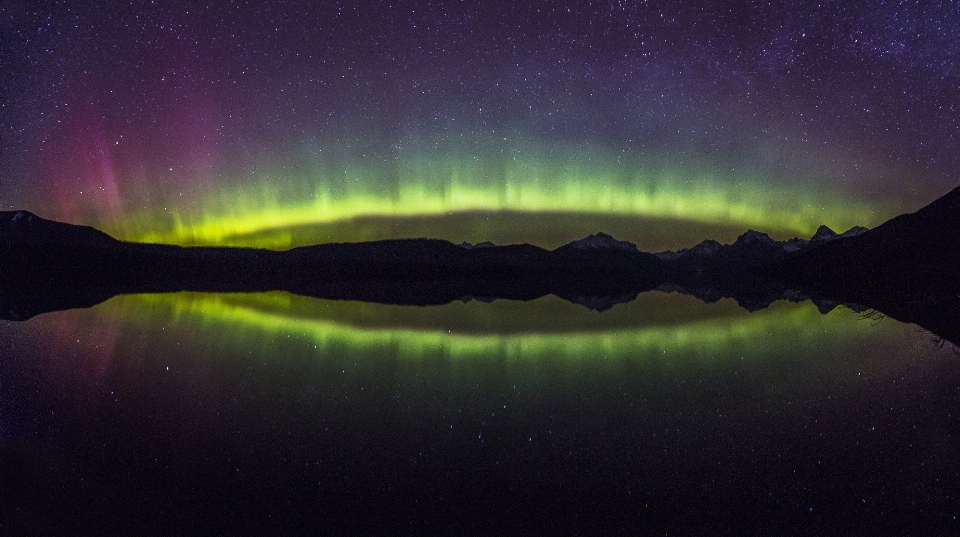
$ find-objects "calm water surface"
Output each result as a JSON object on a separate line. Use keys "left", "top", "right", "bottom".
{"left": 1, "top": 291, "right": 958, "bottom": 535}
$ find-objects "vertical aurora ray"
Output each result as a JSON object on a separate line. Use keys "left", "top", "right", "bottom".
{"left": 3, "top": 1, "right": 956, "bottom": 251}
{"left": 4, "top": 3, "right": 960, "bottom": 533}
{"left": 104, "top": 139, "right": 888, "bottom": 249}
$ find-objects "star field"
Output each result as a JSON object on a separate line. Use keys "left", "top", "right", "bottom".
{"left": 2, "top": 1, "right": 958, "bottom": 248}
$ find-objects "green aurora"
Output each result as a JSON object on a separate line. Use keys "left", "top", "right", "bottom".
{"left": 94, "top": 291, "right": 902, "bottom": 365}
{"left": 106, "top": 143, "right": 889, "bottom": 250}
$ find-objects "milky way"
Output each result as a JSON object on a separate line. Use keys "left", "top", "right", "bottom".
{"left": 2, "top": 1, "right": 958, "bottom": 249}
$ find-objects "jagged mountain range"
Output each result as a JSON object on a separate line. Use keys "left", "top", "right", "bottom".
{"left": 654, "top": 225, "right": 869, "bottom": 267}
{"left": 3, "top": 186, "right": 960, "bottom": 345}
{"left": 775, "top": 184, "right": 960, "bottom": 286}
{"left": 0, "top": 208, "right": 872, "bottom": 283}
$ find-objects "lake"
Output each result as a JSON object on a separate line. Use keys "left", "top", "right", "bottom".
{"left": 1, "top": 291, "right": 958, "bottom": 535}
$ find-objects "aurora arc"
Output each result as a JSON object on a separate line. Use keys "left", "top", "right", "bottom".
{"left": 109, "top": 145, "right": 886, "bottom": 249}
{"left": 109, "top": 291, "right": 886, "bottom": 364}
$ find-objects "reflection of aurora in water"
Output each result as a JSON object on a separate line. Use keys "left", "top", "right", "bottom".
{"left": 108, "top": 144, "right": 886, "bottom": 249}
{"left": 97, "top": 291, "right": 893, "bottom": 363}
{"left": 6, "top": 286, "right": 956, "bottom": 537}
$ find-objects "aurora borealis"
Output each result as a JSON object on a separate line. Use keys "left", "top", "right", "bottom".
{"left": 5, "top": 289, "right": 958, "bottom": 534}
{"left": 2, "top": 1, "right": 959, "bottom": 249}
{"left": 113, "top": 291, "right": 869, "bottom": 363}
{"left": 6, "top": 4, "right": 960, "bottom": 531}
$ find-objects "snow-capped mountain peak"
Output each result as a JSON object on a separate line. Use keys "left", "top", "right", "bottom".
{"left": 840, "top": 226, "right": 869, "bottom": 238}
{"left": 656, "top": 222, "right": 868, "bottom": 265}
{"left": 810, "top": 225, "right": 838, "bottom": 243}
{"left": 735, "top": 230, "right": 777, "bottom": 246}
{"left": 688, "top": 239, "right": 722, "bottom": 256}
{"left": 566, "top": 232, "right": 638, "bottom": 251}
{"left": 2, "top": 210, "right": 37, "bottom": 230}
{"left": 459, "top": 241, "right": 498, "bottom": 249}
{"left": 781, "top": 238, "right": 809, "bottom": 252}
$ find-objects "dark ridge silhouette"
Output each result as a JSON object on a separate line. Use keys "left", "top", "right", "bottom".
{"left": 772, "top": 185, "right": 960, "bottom": 290}
{"left": 0, "top": 210, "right": 117, "bottom": 245}
{"left": 768, "top": 185, "right": 960, "bottom": 346}
{"left": 3, "top": 186, "right": 960, "bottom": 346}
{"left": 655, "top": 225, "right": 868, "bottom": 271}
{"left": 0, "top": 212, "right": 665, "bottom": 318}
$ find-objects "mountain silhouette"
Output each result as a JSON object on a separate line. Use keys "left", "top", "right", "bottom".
{"left": 774, "top": 185, "right": 960, "bottom": 287}
{"left": 656, "top": 225, "right": 868, "bottom": 270}
{"left": 0, "top": 213, "right": 665, "bottom": 317}
{"left": 3, "top": 188, "right": 960, "bottom": 346}
{"left": 0, "top": 210, "right": 117, "bottom": 245}
{"left": 769, "top": 185, "right": 960, "bottom": 345}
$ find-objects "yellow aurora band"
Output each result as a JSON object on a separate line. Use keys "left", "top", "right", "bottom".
{"left": 110, "top": 141, "right": 887, "bottom": 249}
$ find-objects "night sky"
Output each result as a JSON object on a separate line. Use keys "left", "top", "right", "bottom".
{"left": 2, "top": 1, "right": 958, "bottom": 250}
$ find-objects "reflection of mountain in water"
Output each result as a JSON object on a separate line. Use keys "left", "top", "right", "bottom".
{"left": 769, "top": 185, "right": 960, "bottom": 349}
{"left": 3, "top": 186, "right": 960, "bottom": 346}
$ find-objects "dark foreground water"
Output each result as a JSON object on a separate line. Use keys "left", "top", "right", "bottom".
{"left": 1, "top": 291, "right": 958, "bottom": 535}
